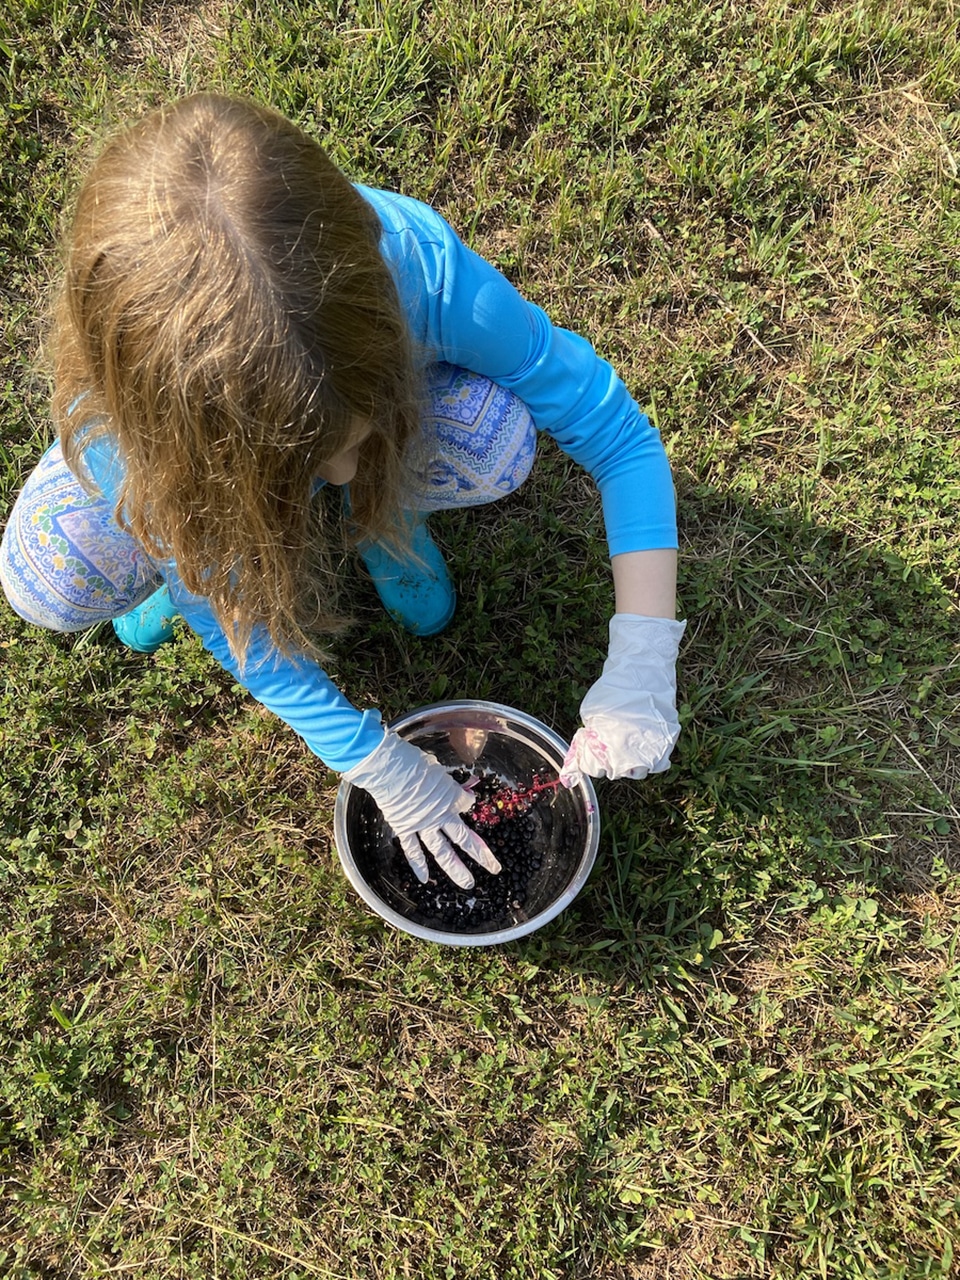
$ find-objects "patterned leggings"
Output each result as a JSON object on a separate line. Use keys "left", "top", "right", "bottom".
{"left": 0, "top": 364, "right": 536, "bottom": 632}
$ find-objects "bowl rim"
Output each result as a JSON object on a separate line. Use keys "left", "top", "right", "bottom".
{"left": 333, "top": 699, "right": 600, "bottom": 946}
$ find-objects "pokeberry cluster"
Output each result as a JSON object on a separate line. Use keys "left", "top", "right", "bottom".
{"left": 388, "top": 770, "right": 551, "bottom": 932}
{"left": 468, "top": 773, "right": 560, "bottom": 827}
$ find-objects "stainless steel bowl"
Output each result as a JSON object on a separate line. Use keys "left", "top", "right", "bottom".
{"left": 334, "top": 700, "right": 600, "bottom": 946}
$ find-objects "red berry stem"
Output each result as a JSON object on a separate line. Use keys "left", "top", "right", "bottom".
{"left": 469, "top": 775, "right": 561, "bottom": 829}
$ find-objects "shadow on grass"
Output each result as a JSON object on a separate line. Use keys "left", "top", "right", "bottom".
{"left": 321, "top": 465, "right": 959, "bottom": 985}
{"left": 1, "top": 456, "right": 956, "bottom": 990}
{"left": 2, "top": 455, "right": 958, "bottom": 1279}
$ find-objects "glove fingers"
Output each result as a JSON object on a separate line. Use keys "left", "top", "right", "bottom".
{"left": 398, "top": 832, "right": 430, "bottom": 884}
{"left": 562, "top": 719, "right": 684, "bottom": 782}
{"left": 399, "top": 820, "right": 503, "bottom": 890}
{"left": 561, "top": 727, "right": 623, "bottom": 783}
{"left": 442, "top": 819, "right": 501, "bottom": 876}
{"left": 560, "top": 735, "right": 586, "bottom": 788}
{"left": 419, "top": 826, "right": 475, "bottom": 890}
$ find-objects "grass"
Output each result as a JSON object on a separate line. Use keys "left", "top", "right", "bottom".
{"left": 2, "top": 0, "right": 960, "bottom": 1276}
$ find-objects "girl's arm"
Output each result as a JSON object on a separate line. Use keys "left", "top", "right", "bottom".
{"left": 77, "top": 430, "right": 387, "bottom": 772}
{"left": 362, "top": 188, "right": 685, "bottom": 785}
{"left": 361, "top": 186, "right": 678, "bottom": 563}
{"left": 613, "top": 549, "right": 677, "bottom": 619}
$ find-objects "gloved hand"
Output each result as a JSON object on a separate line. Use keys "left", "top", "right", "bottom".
{"left": 560, "top": 614, "right": 686, "bottom": 787}
{"left": 342, "top": 730, "right": 501, "bottom": 889}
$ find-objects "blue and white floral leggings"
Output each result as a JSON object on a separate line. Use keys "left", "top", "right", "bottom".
{"left": 0, "top": 364, "right": 536, "bottom": 632}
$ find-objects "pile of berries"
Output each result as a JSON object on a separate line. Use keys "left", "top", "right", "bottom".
{"left": 387, "top": 770, "right": 556, "bottom": 932}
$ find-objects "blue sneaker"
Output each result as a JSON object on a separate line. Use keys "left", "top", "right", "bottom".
{"left": 112, "top": 583, "right": 178, "bottom": 653}
{"left": 359, "top": 514, "right": 456, "bottom": 636}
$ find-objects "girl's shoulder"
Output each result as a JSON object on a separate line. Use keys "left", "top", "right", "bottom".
{"left": 353, "top": 184, "right": 468, "bottom": 341}
{"left": 354, "top": 183, "right": 452, "bottom": 253}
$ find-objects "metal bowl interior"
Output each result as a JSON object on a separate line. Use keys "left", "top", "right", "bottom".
{"left": 334, "top": 701, "right": 600, "bottom": 946}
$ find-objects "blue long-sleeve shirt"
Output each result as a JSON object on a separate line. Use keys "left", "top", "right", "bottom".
{"left": 84, "top": 186, "right": 678, "bottom": 771}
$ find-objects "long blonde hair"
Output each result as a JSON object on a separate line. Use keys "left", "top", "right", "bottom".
{"left": 54, "top": 93, "right": 423, "bottom": 666}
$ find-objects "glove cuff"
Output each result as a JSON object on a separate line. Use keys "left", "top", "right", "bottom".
{"left": 610, "top": 613, "right": 686, "bottom": 661}
{"left": 341, "top": 725, "right": 391, "bottom": 784}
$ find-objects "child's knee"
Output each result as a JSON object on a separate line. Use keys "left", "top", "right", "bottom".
{"left": 0, "top": 516, "right": 83, "bottom": 631}
{"left": 418, "top": 364, "right": 537, "bottom": 511}
{"left": 0, "top": 444, "right": 160, "bottom": 632}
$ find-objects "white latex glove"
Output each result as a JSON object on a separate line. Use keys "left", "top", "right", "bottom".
{"left": 560, "top": 614, "right": 686, "bottom": 788}
{"left": 342, "top": 730, "right": 501, "bottom": 889}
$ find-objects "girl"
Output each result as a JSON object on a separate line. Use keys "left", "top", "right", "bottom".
{"left": 0, "top": 94, "right": 684, "bottom": 892}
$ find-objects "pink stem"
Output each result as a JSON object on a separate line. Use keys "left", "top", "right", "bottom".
{"left": 469, "top": 776, "right": 562, "bottom": 829}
